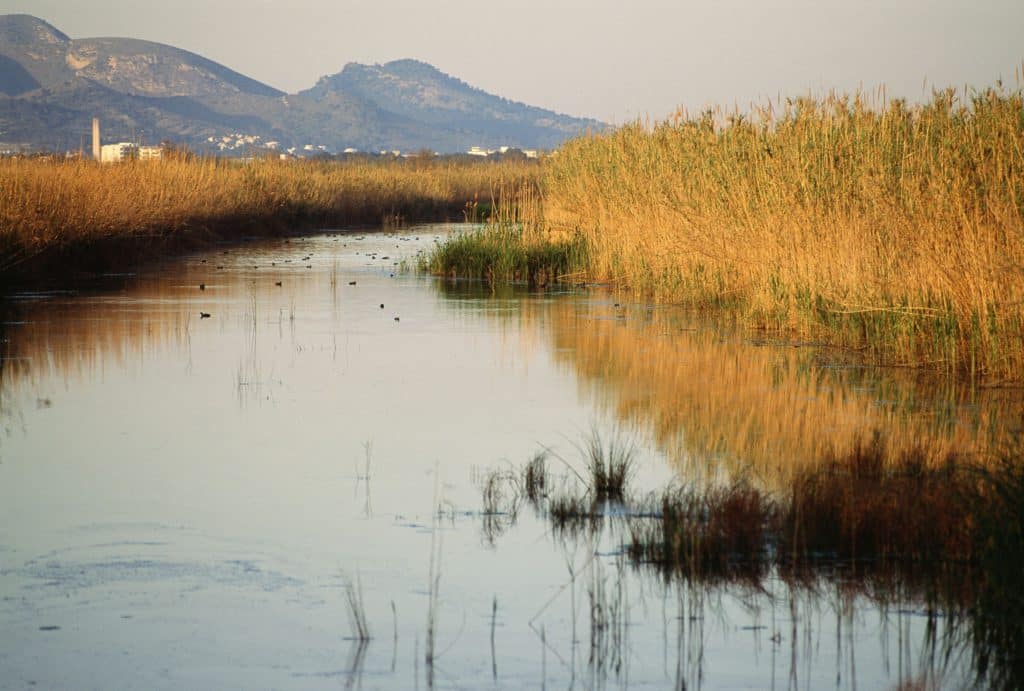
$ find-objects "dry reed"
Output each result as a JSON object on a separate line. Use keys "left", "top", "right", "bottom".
{"left": 541, "top": 84, "right": 1024, "bottom": 378}
{"left": 0, "top": 156, "right": 540, "bottom": 280}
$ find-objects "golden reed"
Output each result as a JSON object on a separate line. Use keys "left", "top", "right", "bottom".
{"left": 539, "top": 84, "right": 1024, "bottom": 379}
{"left": 0, "top": 156, "right": 540, "bottom": 276}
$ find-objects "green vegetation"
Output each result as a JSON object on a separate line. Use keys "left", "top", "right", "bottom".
{"left": 425, "top": 224, "right": 587, "bottom": 287}
{"left": 425, "top": 180, "right": 587, "bottom": 286}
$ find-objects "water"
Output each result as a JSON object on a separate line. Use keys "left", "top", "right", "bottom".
{"left": 0, "top": 226, "right": 1014, "bottom": 689}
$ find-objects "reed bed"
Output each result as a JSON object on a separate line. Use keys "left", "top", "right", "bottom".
{"left": 544, "top": 85, "right": 1024, "bottom": 378}
{"left": 430, "top": 82, "right": 1024, "bottom": 378}
{"left": 0, "top": 156, "right": 540, "bottom": 281}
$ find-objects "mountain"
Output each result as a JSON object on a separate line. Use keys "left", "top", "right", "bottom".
{"left": 0, "top": 14, "right": 603, "bottom": 154}
{"left": 308, "top": 59, "right": 598, "bottom": 150}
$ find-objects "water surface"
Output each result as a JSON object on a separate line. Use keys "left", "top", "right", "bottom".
{"left": 1, "top": 226, "right": 1016, "bottom": 689}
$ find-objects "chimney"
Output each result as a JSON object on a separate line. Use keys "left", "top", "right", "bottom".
{"left": 92, "top": 118, "right": 100, "bottom": 161}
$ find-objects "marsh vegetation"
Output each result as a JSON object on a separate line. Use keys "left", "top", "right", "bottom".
{"left": 0, "top": 156, "right": 539, "bottom": 282}
{"left": 2, "top": 230, "right": 1021, "bottom": 688}
{"left": 479, "top": 430, "right": 1024, "bottom": 689}
{"left": 431, "top": 82, "right": 1024, "bottom": 380}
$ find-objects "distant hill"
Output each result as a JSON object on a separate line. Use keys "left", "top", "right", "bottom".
{"left": 309, "top": 59, "right": 599, "bottom": 150}
{"left": 0, "top": 14, "right": 603, "bottom": 154}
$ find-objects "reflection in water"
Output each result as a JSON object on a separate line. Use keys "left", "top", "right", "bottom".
{"left": 443, "top": 280, "right": 1023, "bottom": 689}
{"left": 1, "top": 232, "right": 1020, "bottom": 689}
{"left": 438, "top": 281, "right": 1021, "bottom": 483}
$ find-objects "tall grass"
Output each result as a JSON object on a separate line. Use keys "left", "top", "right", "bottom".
{"left": 0, "top": 156, "right": 540, "bottom": 281}
{"left": 428, "top": 82, "right": 1024, "bottom": 378}
{"left": 543, "top": 84, "right": 1024, "bottom": 378}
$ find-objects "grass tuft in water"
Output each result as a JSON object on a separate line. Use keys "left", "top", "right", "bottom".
{"left": 478, "top": 467, "right": 521, "bottom": 544}
{"left": 583, "top": 431, "right": 636, "bottom": 503}
{"left": 426, "top": 224, "right": 587, "bottom": 287}
{"left": 480, "top": 430, "right": 1024, "bottom": 687}
{"left": 628, "top": 480, "right": 774, "bottom": 581}
{"left": 522, "top": 451, "right": 549, "bottom": 506}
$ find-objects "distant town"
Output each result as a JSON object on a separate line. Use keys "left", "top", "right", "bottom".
{"left": 0, "top": 121, "right": 543, "bottom": 162}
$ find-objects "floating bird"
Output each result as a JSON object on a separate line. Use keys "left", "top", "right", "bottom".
{"left": 275, "top": 281, "right": 282, "bottom": 287}
{"left": 348, "top": 280, "right": 357, "bottom": 286}
{"left": 199, "top": 283, "right": 205, "bottom": 290}
{"left": 200, "top": 312, "right": 211, "bottom": 319}
{"left": 380, "top": 303, "right": 384, "bottom": 309}
{"left": 394, "top": 316, "right": 400, "bottom": 322}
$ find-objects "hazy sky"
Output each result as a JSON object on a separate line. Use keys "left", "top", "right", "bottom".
{"left": 1, "top": 0, "right": 1022, "bottom": 123}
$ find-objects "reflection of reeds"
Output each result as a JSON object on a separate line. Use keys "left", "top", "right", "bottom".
{"left": 780, "top": 432, "right": 972, "bottom": 563}
{"left": 538, "top": 299, "right": 1019, "bottom": 482}
{"left": 586, "top": 554, "right": 627, "bottom": 677}
{"left": 964, "top": 454, "right": 1024, "bottom": 691}
{"left": 484, "top": 437, "right": 1024, "bottom": 688}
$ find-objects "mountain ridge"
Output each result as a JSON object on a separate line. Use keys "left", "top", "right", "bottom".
{"left": 0, "top": 14, "right": 603, "bottom": 154}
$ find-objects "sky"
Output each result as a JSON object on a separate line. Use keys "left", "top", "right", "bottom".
{"left": 1, "top": 0, "right": 1022, "bottom": 123}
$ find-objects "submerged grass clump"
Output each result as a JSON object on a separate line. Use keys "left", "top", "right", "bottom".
{"left": 481, "top": 432, "right": 1024, "bottom": 688}
{"left": 478, "top": 467, "right": 522, "bottom": 544}
{"left": 482, "top": 431, "right": 1023, "bottom": 580}
{"left": 583, "top": 431, "right": 636, "bottom": 502}
{"left": 627, "top": 480, "right": 775, "bottom": 581}
{"left": 522, "top": 451, "right": 549, "bottom": 505}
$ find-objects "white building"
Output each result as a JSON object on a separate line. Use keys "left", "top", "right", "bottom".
{"left": 100, "top": 142, "right": 136, "bottom": 163}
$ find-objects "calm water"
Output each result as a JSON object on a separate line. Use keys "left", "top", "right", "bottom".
{"left": 0, "top": 226, "right": 1016, "bottom": 689}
